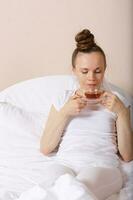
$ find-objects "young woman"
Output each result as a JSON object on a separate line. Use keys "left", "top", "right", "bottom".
{"left": 40, "top": 29, "right": 133, "bottom": 200}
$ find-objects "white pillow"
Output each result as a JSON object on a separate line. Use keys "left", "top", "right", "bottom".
{"left": 0, "top": 102, "right": 46, "bottom": 138}
{"left": 0, "top": 75, "right": 78, "bottom": 114}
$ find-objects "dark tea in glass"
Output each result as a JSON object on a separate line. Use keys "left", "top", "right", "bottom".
{"left": 85, "top": 90, "right": 104, "bottom": 99}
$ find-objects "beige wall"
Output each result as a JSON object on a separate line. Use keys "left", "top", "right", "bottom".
{"left": 0, "top": 0, "right": 132, "bottom": 95}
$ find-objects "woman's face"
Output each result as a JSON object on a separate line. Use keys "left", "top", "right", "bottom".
{"left": 72, "top": 52, "right": 106, "bottom": 91}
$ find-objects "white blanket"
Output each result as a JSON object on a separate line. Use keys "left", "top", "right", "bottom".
{"left": 0, "top": 168, "right": 132, "bottom": 200}
{"left": 17, "top": 161, "right": 133, "bottom": 200}
{"left": 0, "top": 156, "right": 132, "bottom": 200}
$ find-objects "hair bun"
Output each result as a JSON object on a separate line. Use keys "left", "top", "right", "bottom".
{"left": 75, "top": 29, "right": 96, "bottom": 50}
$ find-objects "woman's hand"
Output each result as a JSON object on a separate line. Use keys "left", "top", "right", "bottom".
{"left": 61, "top": 90, "right": 88, "bottom": 117}
{"left": 100, "top": 91, "right": 127, "bottom": 115}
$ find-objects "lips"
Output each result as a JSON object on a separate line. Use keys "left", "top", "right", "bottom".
{"left": 86, "top": 82, "right": 97, "bottom": 85}
{"left": 86, "top": 84, "right": 97, "bottom": 86}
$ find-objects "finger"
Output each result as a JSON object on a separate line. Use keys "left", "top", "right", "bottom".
{"left": 74, "top": 90, "right": 83, "bottom": 97}
{"left": 101, "top": 92, "right": 114, "bottom": 99}
{"left": 74, "top": 99, "right": 87, "bottom": 106}
{"left": 77, "top": 99, "right": 87, "bottom": 107}
{"left": 101, "top": 102, "right": 112, "bottom": 109}
{"left": 71, "top": 94, "right": 82, "bottom": 100}
{"left": 101, "top": 95, "right": 113, "bottom": 102}
{"left": 81, "top": 97, "right": 88, "bottom": 102}
{"left": 78, "top": 104, "right": 87, "bottom": 110}
{"left": 101, "top": 98, "right": 113, "bottom": 104}
{"left": 77, "top": 104, "right": 86, "bottom": 110}
{"left": 77, "top": 99, "right": 88, "bottom": 105}
{"left": 79, "top": 102, "right": 87, "bottom": 107}
{"left": 73, "top": 91, "right": 82, "bottom": 98}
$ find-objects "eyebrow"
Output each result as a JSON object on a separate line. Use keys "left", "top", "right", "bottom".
{"left": 80, "top": 67, "right": 101, "bottom": 70}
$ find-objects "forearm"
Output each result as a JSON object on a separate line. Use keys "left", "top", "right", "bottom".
{"left": 40, "top": 108, "right": 70, "bottom": 155}
{"left": 116, "top": 107, "right": 133, "bottom": 162}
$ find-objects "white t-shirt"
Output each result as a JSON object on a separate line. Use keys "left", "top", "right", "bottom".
{"left": 52, "top": 90, "right": 130, "bottom": 170}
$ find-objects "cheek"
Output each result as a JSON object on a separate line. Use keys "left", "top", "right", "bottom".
{"left": 77, "top": 75, "right": 86, "bottom": 86}
{"left": 96, "top": 73, "right": 104, "bottom": 82}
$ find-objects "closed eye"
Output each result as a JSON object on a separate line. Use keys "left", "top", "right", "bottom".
{"left": 81, "top": 70, "right": 101, "bottom": 74}
{"left": 95, "top": 67, "right": 102, "bottom": 73}
{"left": 81, "top": 71, "right": 88, "bottom": 74}
{"left": 95, "top": 70, "right": 101, "bottom": 73}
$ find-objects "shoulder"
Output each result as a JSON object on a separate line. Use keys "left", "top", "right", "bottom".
{"left": 112, "top": 90, "right": 131, "bottom": 108}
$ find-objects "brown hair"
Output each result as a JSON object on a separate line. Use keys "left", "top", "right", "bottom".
{"left": 72, "top": 29, "right": 106, "bottom": 68}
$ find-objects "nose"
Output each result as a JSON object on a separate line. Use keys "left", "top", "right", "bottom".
{"left": 87, "top": 72, "right": 96, "bottom": 81}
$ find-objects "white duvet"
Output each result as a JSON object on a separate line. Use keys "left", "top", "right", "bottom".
{"left": 0, "top": 102, "right": 133, "bottom": 200}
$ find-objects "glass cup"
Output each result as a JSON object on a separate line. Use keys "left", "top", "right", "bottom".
{"left": 82, "top": 85, "right": 105, "bottom": 104}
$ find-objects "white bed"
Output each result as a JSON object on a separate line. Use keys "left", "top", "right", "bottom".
{"left": 0, "top": 75, "right": 132, "bottom": 200}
